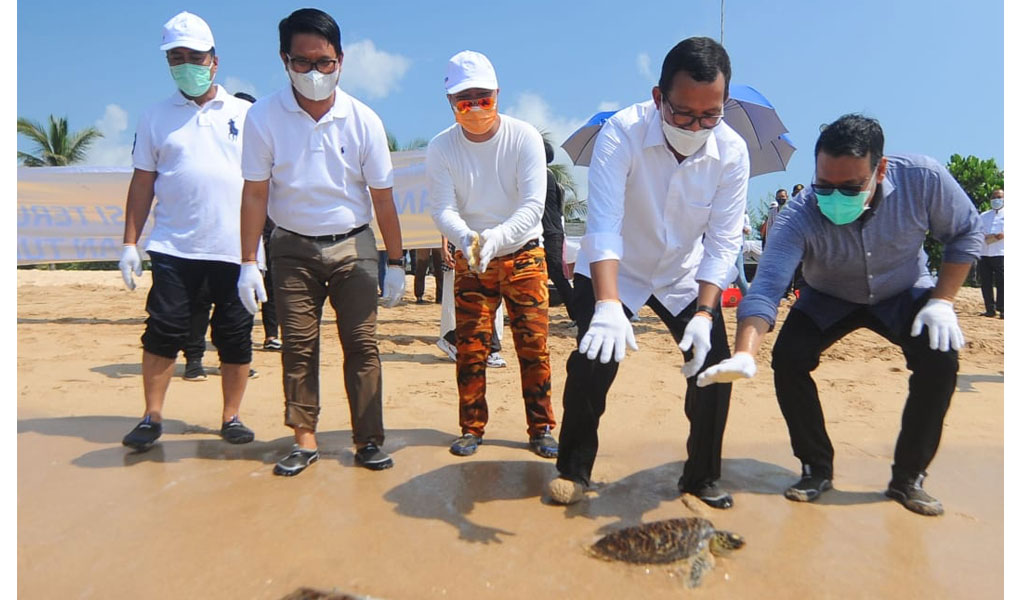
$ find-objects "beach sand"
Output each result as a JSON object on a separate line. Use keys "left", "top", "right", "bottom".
{"left": 17, "top": 270, "right": 1003, "bottom": 599}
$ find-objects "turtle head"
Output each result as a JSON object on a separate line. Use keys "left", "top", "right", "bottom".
{"left": 709, "top": 531, "right": 745, "bottom": 556}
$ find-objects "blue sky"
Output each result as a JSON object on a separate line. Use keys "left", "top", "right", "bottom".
{"left": 16, "top": 0, "right": 1005, "bottom": 214}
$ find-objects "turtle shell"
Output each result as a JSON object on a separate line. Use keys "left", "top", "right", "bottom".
{"left": 590, "top": 517, "right": 716, "bottom": 564}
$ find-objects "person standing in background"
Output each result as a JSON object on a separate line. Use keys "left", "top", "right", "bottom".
{"left": 977, "top": 188, "right": 1004, "bottom": 318}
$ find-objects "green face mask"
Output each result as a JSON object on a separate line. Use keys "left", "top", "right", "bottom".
{"left": 170, "top": 63, "right": 213, "bottom": 97}
{"left": 816, "top": 171, "right": 876, "bottom": 225}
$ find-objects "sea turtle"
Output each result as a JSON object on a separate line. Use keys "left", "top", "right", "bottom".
{"left": 589, "top": 517, "right": 745, "bottom": 589}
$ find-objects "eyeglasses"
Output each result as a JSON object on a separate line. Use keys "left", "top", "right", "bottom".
{"left": 287, "top": 55, "right": 340, "bottom": 74}
{"left": 661, "top": 96, "right": 724, "bottom": 129}
{"left": 811, "top": 170, "right": 876, "bottom": 196}
{"left": 452, "top": 96, "right": 495, "bottom": 114}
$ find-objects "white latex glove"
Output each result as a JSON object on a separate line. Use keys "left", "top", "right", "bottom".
{"left": 475, "top": 226, "right": 506, "bottom": 274}
{"left": 910, "top": 298, "right": 964, "bottom": 352}
{"left": 461, "top": 231, "right": 481, "bottom": 270}
{"left": 237, "top": 263, "right": 267, "bottom": 316}
{"left": 118, "top": 244, "right": 143, "bottom": 291}
{"left": 578, "top": 300, "right": 639, "bottom": 363}
{"left": 696, "top": 352, "right": 757, "bottom": 387}
{"left": 678, "top": 314, "right": 713, "bottom": 378}
{"left": 382, "top": 265, "right": 406, "bottom": 308}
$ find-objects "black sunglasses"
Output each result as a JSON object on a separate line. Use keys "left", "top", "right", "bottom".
{"left": 811, "top": 170, "right": 876, "bottom": 196}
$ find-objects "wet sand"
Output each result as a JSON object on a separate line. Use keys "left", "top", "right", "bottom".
{"left": 17, "top": 270, "right": 1003, "bottom": 599}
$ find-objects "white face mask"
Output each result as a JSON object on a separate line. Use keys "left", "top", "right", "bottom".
{"left": 288, "top": 66, "right": 339, "bottom": 102}
{"left": 991, "top": 197, "right": 1004, "bottom": 210}
{"left": 661, "top": 112, "right": 712, "bottom": 157}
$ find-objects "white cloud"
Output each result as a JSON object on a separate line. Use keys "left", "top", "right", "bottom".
{"left": 221, "top": 76, "right": 257, "bottom": 97}
{"left": 637, "top": 52, "right": 654, "bottom": 82}
{"left": 597, "top": 101, "right": 620, "bottom": 112}
{"left": 340, "top": 40, "right": 411, "bottom": 99}
{"left": 84, "top": 104, "right": 133, "bottom": 167}
{"left": 505, "top": 93, "right": 619, "bottom": 204}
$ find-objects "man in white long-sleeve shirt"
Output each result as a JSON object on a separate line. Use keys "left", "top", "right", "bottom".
{"left": 428, "top": 50, "right": 558, "bottom": 459}
{"left": 545, "top": 37, "right": 749, "bottom": 508}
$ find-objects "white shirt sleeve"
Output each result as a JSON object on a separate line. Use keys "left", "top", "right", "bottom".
{"left": 427, "top": 138, "right": 474, "bottom": 249}
{"left": 131, "top": 110, "right": 157, "bottom": 172}
{"left": 361, "top": 111, "right": 394, "bottom": 189}
{"left": 581, "top": 120, "right": 629, "bottom": 263}
{"left": 695, "top": 148, "right": 749, "bottom": 288}
{"left": 496, "top": 125, "right": 546, "bottom": 247}
{"left": 241, "top": 108, "right": 273, "bottom": 182}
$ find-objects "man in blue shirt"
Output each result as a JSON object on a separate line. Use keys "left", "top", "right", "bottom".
{"left": 698, "top": 114, "right": 982, "bottom": 516}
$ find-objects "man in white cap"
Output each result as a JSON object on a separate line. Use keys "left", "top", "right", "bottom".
{"left": 118, "top": 11, "right": 257, "bottom": 452}
{"left": 428, "top": 50, "right": 558, "bottom": 459}
{"left": 238, "top": 8, "right": 406, "bottom": 476}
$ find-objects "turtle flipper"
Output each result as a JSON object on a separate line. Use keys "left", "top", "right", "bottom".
{"left": 684, "top": 547, "right": 715, "bottom": 589}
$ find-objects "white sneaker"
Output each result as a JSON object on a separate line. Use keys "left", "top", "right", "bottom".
{"left": 436, "top": 338, "right": 457, "bottom": 361}
{"left": 486, "top": 352, "right": 508, "bottom": 368}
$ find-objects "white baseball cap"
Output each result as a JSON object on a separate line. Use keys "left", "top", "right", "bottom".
{"left": 444, "top": 51, "right": 498, "bottom": 94}
{"left": 160, "top": 11, "right": 215, "bottom": 52}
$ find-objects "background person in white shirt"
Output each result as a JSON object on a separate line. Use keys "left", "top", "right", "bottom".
{"left": 977, "top": 188, "right": 1004, "bottom": 318}
{"left": 545, "top": 37, "right": 749, "bottom": 509}
{"left": 118, "top": 11, "right": 257, "bottom": 452}
{"left": 238, "top": 8, "right": 406, "bottom": 477}
{"left": 428, "top": 50, "right": 558, "bottom": 459}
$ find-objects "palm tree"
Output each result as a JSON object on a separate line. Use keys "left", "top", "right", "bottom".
{"left": 17, "top": 115, "right": 103, "bottom": 166}
{"left": 386, "top": 131, "right": 428, "bottom": 152}
{"left": 538, "top": 130, "right": 585, "bottom": 221}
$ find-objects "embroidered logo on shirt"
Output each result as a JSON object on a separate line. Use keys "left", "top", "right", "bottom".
{"left": 228, "top": 119, "right": 239, "bottom": 140}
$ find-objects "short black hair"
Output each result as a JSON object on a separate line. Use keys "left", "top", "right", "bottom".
{"left": 279, "top": 8, "right": 342, "bottom": 57}
{"left": 776, "top": 188, "right": 788, "bottom": 197}
{"left": 814, "top": 114, "right": 884, "bottom": 170}
{"left": 658, "top": 37, "right": 731, "bottom": 98}
{"left": 234, "top": 92, "right": 256, "bottom": 104}
{"left": 543, "top": 140, "right": 554, "bottom": 164}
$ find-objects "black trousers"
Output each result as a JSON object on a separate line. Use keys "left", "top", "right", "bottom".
{"left": 544, "top": 232, "right": 575, "bottom": 321}
{"left": 262, "top": 259, "right": 279, "bottom": 340}
{"left": 556, "top": 275, "right": 732, "bottom": 489}
{"left": 771, "top": 291, "right": 957, "bottom": 482}
{"left": 977, "top": 255, "right": 1004, "bottom": 314}
{"left": 183, "top": 279, "right": 211, "bottom": 363}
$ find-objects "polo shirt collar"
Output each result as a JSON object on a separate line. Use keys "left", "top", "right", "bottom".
{"left": 642, "top": 105, "right": 720, "bottom": 162}
{"left": 281, "top": 85, "right": 352, "bottom": 122}
{"left": 170, "top": 84, "right": 228, "bottom": 107}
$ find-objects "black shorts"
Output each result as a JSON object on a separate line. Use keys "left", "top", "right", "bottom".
{"left": 141, "top": 251, "right": 253, "bottom": 364}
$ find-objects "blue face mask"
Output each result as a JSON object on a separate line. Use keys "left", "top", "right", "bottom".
{"left": 170, "top": 63, "right": 213, "bottom": 97}
{"left": 816, "top": 170, "right": 876, "bottom": 225}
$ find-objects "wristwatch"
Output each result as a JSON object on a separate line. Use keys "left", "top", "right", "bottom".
{"left": 387, "top": 255, "right": 406, "bottom": 268}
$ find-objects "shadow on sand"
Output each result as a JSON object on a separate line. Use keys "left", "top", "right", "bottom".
{"left": 383, "top": 460, "right": 557, "bottom": 544}
{"left": 17, "top": 415, "right": 453, "bottom": 470}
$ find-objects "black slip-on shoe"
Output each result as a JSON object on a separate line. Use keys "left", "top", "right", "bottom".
{"left": 682, "top": 481, "right": 734, "bottom": 509}
{"left": 784, "top": 464, "right": 833, "bottom": 502}
{"left": 528, "top": 426, "right": 559, "bottom": 458}
{"left": 183, "top": 362, "right": 207, "bottom": 381}
{"left": 122, "top": 415, "right": 162, "bottom": 452}
{"left": 274, "top": 446, "right": 319, "bottom": 476}
{"left": 354, "top": 443, "right": 394, "bottom": 470}
{"left": 450, "top": 433, "right": 482, "bottom": 456}
{"left": 885, "top": 473, "right": 944, "bottom": 516}
{"left": 220, "top": 416, "right": 255, "bottom": 444}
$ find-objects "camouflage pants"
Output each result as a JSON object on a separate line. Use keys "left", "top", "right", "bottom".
{"left": 454, "top": 244, "right": 554, "bottom": 437}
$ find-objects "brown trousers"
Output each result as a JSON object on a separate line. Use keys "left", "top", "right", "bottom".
{"left": 454, "top": 245, "right": 554, "bottom": 437}
{"left": 270, "top": 227, "right": 385, "bottom": 445}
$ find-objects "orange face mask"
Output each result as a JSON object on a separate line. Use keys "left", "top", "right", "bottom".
{"left": 454, "top": 98, "right": 498, "bottom": 135}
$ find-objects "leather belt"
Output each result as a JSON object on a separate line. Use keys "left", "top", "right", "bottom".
{"left": 279, "top": 223, "right": 369, "bottom": 243}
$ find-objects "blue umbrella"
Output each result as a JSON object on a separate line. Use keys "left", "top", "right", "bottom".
{"left": 561, "top": 84, "right": 794, "bottom": 177}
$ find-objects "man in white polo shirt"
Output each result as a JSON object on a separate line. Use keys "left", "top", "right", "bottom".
{"left": 238, "top": 8, "right": 406, "bottom": 476}
{"left": 977, "top": 188, "right": 1004, "bottom": 318}
{"left": 118, "top": 11, "right": 256, "bottom": 452}
{"left": 545, "top": 37, "right": 749, "bottom": 508}
{"left": 428, "top": 50, "right": 558, "bottom": 459}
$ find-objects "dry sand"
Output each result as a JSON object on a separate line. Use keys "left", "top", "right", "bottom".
{"left": 17, "top": 270, "right": 1003, "bottom": 599}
